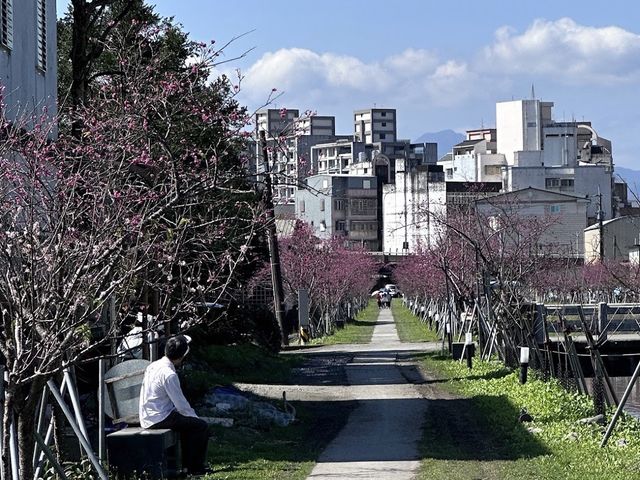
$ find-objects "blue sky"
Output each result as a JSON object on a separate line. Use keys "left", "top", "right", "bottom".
{"left": 57, "top": 1, "right": 640, "bottom": 168}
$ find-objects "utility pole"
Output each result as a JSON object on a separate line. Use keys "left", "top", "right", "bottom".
{"left": 597, "top": 188, "right": 604, "bottom": 262}
{"left": 259, "top": 130, "right": 289, "bottom": 347}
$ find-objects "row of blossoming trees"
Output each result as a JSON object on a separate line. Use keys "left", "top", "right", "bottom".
{"left": 252, "top": 221, "right": 379, "bottom": 338}
{"left": 0, "top": 5, "right": 272, "bottom": 476}
{"left": 395, "top": 197, "right": 640, "bottom": 364}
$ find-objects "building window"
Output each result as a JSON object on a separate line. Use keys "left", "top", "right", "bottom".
{"left": 381, "top": 111, "right": 387, "bottom": 117}
{"left": 484, "top": 165, "right": 502, "bottom": 176}
{"left": 363, "top": 168, "right": 368, "bottom": 174}
{"left": 322, "top": 179, "right": 328, "bottom": 189}
{"left": 549, "top": 204, "right": 561, "bottom": 214}
{"left": 560, "top": 179, "right": 574, "bottom": 187}
{"left": 36, "top": 0, "right": 47, "bottom": 71}
{"left": 350, "top": 198, "right": 377, "bottom": 216}
{"left": 335, "top": 221, "right": 346, "bottom": 231}
{"left": 379, "top": 133, "right": 386, "bottom": 140}
{"left": 320, "top": 220, "right": 326, "bottom": 232}
{"left": 381, "top": 122, "right": 387, "bottom": 127}
{"left": 299, "top": 200, "right": 305, "bottom": 213}
{"left": 320, "top": 199, "right": 325, "bottom": 211}
{"left": 363, "top": 180, "right": 371, "bottom": 189}
{"left": 446, "top": 168, "right": 453, "bottom": 179}
{"left": 545, "top": 178, "right": 560, "bottom": 188}
{"left": 351, "top": 221, "right": 377, "bottom": 231}
{"left": 335, "top": 199, "right": 346, "bottom": 210}
{"left": 0, "top": 0, "right": 13, "bottom": 50}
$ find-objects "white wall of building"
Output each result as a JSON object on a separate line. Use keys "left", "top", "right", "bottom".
{"left": 497, "top": 101, "right": 525, "bottom": 165}
{"left": 543, "top": 125, "right": 578, "bottom": 167}
{"left": 504, "top": 164, "right": 612, "bottom": 220}
{"left": 0, "top": 0, "right": 57, "bottom": 124}
{"left": 476, "top": 188, "right": 588, "bottom": 257}
{"left": 383, "top": 160, "right": 446, "bottom": 253}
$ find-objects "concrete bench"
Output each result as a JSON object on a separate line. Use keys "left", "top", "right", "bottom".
{"left": 107, "top": 427, "right": 182, "bottom": 479}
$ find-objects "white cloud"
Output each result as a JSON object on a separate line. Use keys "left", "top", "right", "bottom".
{"left": 239, "top": 47, "right": 472, "bottom": 109}
{"left": 482, "top": 18, "right": 640, "bottom": 85}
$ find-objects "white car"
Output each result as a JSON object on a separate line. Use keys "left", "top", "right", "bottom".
{"left": 385, "top": 284, "right": 399, "bottom": 297}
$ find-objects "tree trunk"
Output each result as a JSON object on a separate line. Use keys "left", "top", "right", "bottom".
{"left": 1, "top": 391, "right": 13, "bottom": 480}
{"left": 70, "top": 0, "right": 91, "bottom": 138}
{"left": 17, "top": 409, "right": 36, "bottom": 479}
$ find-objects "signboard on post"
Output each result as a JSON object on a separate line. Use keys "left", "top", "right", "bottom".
{"left": 298, "top": 289, "right": 310, "bottom": 327}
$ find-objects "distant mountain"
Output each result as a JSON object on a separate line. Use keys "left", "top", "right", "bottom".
{"left": 615, "top": 166, "right": 640, "bottom": 201}
{"left": 414, "top": 129, "right": 465, "bottom": 159}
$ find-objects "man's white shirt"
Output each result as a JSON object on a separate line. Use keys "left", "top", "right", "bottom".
{"left": 139, "top": 356, "right": 197, "bottom": 428}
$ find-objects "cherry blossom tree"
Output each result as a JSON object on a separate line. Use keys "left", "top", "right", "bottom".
{"left": 261, "top": 221, "right": 378, "bottom": 336}
{"left": 0, "top": 18, "right": 261, "bottom": 478}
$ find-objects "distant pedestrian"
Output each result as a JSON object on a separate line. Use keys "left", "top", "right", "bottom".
{"left": 381, "top": 290, "right": 391, "bottom": 308}
{"left": 376, "top": 291, "right": 382, "bottom": 309}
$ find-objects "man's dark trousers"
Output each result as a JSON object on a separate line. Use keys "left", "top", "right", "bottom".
{"left": 150, "top": 411, "right": 209, "bottom": 473}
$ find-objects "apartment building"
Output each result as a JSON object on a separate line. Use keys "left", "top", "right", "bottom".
{"left": 476, "top": 187, "right": 589, "bottom": 258}
{"left": 354, "top": 108, "right": 397, "bottom": 144}
{"left": 438, "top": 128, "right": 505, "bottom": 183}
{"left": 296, "top": 174, "right": 380, "bottom": 250}
{"left": 382, "top": 160, "right": 446, "bottom": 253}
{"left": 497, "top": 98, "right": 614, "bottom": 221}
{"left": 255, "top": 109, "right": 340, "bottom": 207}
{"left": 255, "top": 108, "right": 300, "bottom": 137}
{"left": 0, "top": 0, "right": 57, "bottom": 124}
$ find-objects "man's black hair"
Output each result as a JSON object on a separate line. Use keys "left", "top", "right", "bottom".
{"left": 165, "top": 335, "right": 190, "bottom": 360}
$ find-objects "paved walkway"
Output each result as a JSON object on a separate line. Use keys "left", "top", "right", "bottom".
{"left": 306, "top": 306, "right": 431, "bottom": 480}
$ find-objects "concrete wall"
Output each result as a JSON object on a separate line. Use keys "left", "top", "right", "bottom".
{"left": 543, "top": 125, "right": 578, "bottom": 167}
{"left": 584, "top": 216, "right": 640, "bottom": 263}
{"left": 383, "top": 161, "right": 446, "bottom": 253}
{"left": 477, "top": 154, "right": 506, "bottom": 183}
{"left": 476, "top": 189, "right": 587, "bottom": 257}
{"left": 0, "top": 0, "right": 57, "bottom": 125}
{"left": 496, "top": 100, "right": 525, "bottom": 165}
{"left": 505, "top": 164, "right": 612, "bottom": 219}
{"left": 496, "top": 100, "right": 544, "bottom": 165}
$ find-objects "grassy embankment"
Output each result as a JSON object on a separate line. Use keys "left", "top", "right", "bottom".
{"left": 396, "top": 307, "right": 640, "bottom": 480}
{"left": 176, "top": 301, "right": 378, "bottom": 478}
{"left": 391, "top": 300, "right": 440, "bottom": 342}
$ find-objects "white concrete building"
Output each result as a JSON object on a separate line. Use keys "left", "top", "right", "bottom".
{"left": 476, "top": 187, "right": 589, "bottom": 258}
{"left": 255, "top": 109, "right": 341, "bottom": 207}
{"left": 296, "top": 174, "right": 380, "bottom": 250}
{"left": 382, "top": 159, "right": 446, "bottom": 253}
{"left": 496, "top": 99, "right": 553, "bottom": 164}
{"left": 255, "top": 108, "right": 299, "bottom": 137}
{"left": 311, "top": 139, "right": 366, "bottom": 175}
{"left": 354, "top": 108, "right": 397, "bottom": 143}
{"left": 438, "top": 129, "right": 506, "bottom": 183}
{"left": 496, "top": 99, "right": 614, "bottom": 221}
{"left": 0, "top": 0, "right": 57, "bottom": 124}
{"left": 295, "top": 115, "right": 335, "bottom": 136}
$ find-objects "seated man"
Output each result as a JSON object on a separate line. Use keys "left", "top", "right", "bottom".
{"left": 139, "top": 334, "right": 210, "bottom": 475}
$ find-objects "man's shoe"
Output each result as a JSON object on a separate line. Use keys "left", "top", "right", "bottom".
{"left": 188, "top": 467, "right": 213, "bottom": 476}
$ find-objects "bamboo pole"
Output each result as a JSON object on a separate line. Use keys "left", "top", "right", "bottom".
{"left": 601, "top": 359, "right": 640, "bottom": 447}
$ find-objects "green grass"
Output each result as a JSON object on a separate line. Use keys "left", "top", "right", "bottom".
{"left": 183, "top": 344, "right": 303, "bottom": 399}
{"left": 203, "top": 398, "right": 354, "bottom": 480}
{"left": 391, "top": 301, "right": 440, "bottom": 342}
{"left": 180, "top": 343, "right": 354, "bottom": 479}
{"left": 418, "top": 354, "right": 640, "bottom": 480}
{"left": 310, "top": 300, "right": 379, "bottom": 345}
